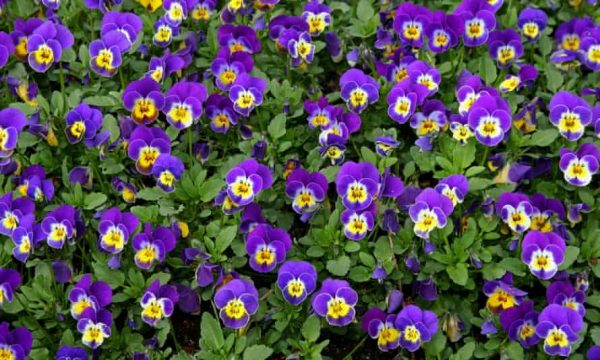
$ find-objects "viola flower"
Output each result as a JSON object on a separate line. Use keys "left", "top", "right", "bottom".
{"left": 312, "top": 279, "right": 358, "bottom": 327}
{"left": 425, "top": 11, "right": 464, "bottom": 53}
{"left": 517, "top": 7, "right": 547, "bottom": 41}
{"left": 499, "top": 65, "right": 538, "bottom": 93}
{"left": 245, "top": 224, "right": 291, "bottom": 273}
{"left": 320, "top": 136, "right": 347, "bottom": 165}
{"left": 152, "top": 154, "right": 184, "bottom": 192}
{"left": 467, "top": 95, "right": 511, "bottom": 147}
{"left": 10, "top": 18, "right": 43, "bottom": 61}
{"left": 84, "top": 0, "right": 124, "bottom": 12}
{"left": 0, "top": 268, "right": 21, "bottom": 306}
{"left": 0, "top": 192, "right": 35, "bottom": 236}
{"left": 498, "top": 301, "right": 540, "bottom": 348}
{"left": 393, "top": 3, "right": 431, "bottom": 48}
{"left": 339, "top": 69, "right": 380, "bottom": 114}
{"left": 318, "top": 111, "right": 361, "bottom": 146}
{"left": 435, "top": 174, "right": 469, "bottom": 207}
{"left": 89, "top": 32, "right": 128, "bottom": 77}
{"left": 277, "top": 261, "right": 317, "bottom": 306}
{"left": 0, "top": 32, "right": 14, "bottom": 68}
{"left": 496, "top": 192, "right": 533, "bottom": 233}
{"left": 549, "top": 91, "right": 592, "bottom": 141}
{"left": 375, "top": 49, "right": 415, "bottom": 83}
{"left": 69, "top": 167, "right": 92, "bottom": 189}
{"left": 0, "top": 108, "right": 27, "bottom": 159}
{"left": 408, "top": 60, "right": 440, "bottom": 95}
{"left": 454, "top": 0, "right": 497, "bottom": 47}
{"left": 217, "top": 25, "right": 261, "bottom": 55}
{"left": 394, "top": 305, "right": 438, "bottom": 352}
{"left": 146, "top": 50, "right": 185, "bottom": 83}
{"left": 547, "top": 281, "right": 586, "bottom": 317}
{"left": 26, "top": 21, "right": 74, "bottom": 72}
{"left": 341, "top": 205, "right": 376, "bottom": 241}
{"left": 287, "top": 31, "right": 315, "bottom": 67}
{"left": 528, "top": 193, "right": 564, "bottom": 233}
{"left": 302, "top": 0, "right": 330, "bottom": 36}
{"left": 521, "top": 231, "right": 566, "bottom": 280}
{"left": 225, "top": 158, "right": 273, "bottom": 207}
{"left": 269, "top": 16, "right": 309, "bottom": 50}
{"left": 205, "top": 94, "right": 238, "bottom": 134}
{"left": 0, "top": 322, "right": 32, "bottom": 359}
{"left": 163, "top": 0, "right": 188, "bottom": 26}
{"left": 112, "top": 177, "right": 137, "bottom": 203}
{"left": 214, "top": 279, "right": 259, "bottom": 329}
{"left": 132, "top": 224, "right": 176, "bottom": 270}
{"left": 163, "top": 81, "right": 207, "bottom": 129}
{"left": 483, "top": 273, "right": 527, "bottom": 313}
{"left": 335, "top": 161, "right": 381, "bottom": 211}
{"left": 211, "top": 51, "right": 253, "bottom": 91}
{"left": 580, "top": 28, "right": 600, "bottom": 71}
{"left": 77, "top": 308, "right": 112, "bottom": 349}
{"left": 362, "top": 308, "right": 401, "bottom": 352}
{"left": 127, "top": 126, "right": 171, "bottom": 175}
{"left": 488, "top": 29, "right": 523, "bottom": 68}
{"left": 410, "top": 100, "right": 447, "bottom": 138}
{"left": 285, "top": 168, "right": 328, "bottom": 221}
{"left": 123, "top": 78, "right": 164, "bottom": 125}
{"left": 100, "top": 11, "right": 143, "bottom": 51}
{"left": 567, "top": 203, "right": 591, "bottom": 225}
{"left": 559, "top": 143, "right": 600, "bottom": 186}
{"left": 386, "top": 79, "right": 429, "bottom": 124}
{"left": 98, "top": 208, "right": 139, "bottom": 255}
{"left": 375, "top": 136, "right": 400, "bottom": 157}
{"left": 68, "top": 274, "right": 112, "bottom": 320}
{"left": 536, "top": 304, "right": 583, "bottom": 357}
{"left": 153, "top": 18, "right": 179, "bottom": 47}
{"left": 191, "top": 0, "right": 216, "bottom": 21}
{"left": 64, "top": 103, "right": 104, "bottom": 145}
{"left": 409, "top": 188, "right": 454, "bottom": 240}
{"left": 11, "top": 221, "right": 43, "bottom": 263}
{"left": 141, "top": 280, "right": 180, "bottom": 326}
{"left": 555, "top": 17, "right": 594, "bottom": 54}
{"left": 304, "top": 97, "right": 341, "bottom": 130}
{"left": 455, "top": 70, "right": 498, "bottom": 115}
{"left": 41, "top": 204, "right": 76, "bottom": 249}
{"left": 228, "top": 73, "right": 267, "bottom": 117}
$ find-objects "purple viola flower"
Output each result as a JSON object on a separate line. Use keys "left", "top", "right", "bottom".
{"left": 547, "top": 281, "right": 586, "bottom": 317}
{"left": 375, "top": 135, "right": 400, "bottom": 157}
{"left": 549, "top": 91, "right": 592, "bottom": 141}
{"left": 318, "top": 111, "right": 361, "bottom": 146}
{"left": 559, "top": 143, "right": 600, "bottom": 186}
{"left": 285, "top": 168, "right": 328, "bottom": 221}
{"left": 375, "top": 50, "right": 415, "bottom": 84}
{"left": 163, "top": 0, "right": 188, "bottom": 27}
{"left": 536, "top": 305, "right": 583, "bottom": 357}
{"left": 588, "top": 346, "right": 600, "bottom": 360}
{"left": 152, "top": 18, "right": 179, "bottom": 48}
{"left": 362, "top": 308, "right": 401, "bottom": 352}
{"left": 205, "top": 94, "right": 238, "bottom": 134}
{"left": 217, "top": 25, "right": 261, "bottom": 55}
{"left": 395, "top": 305, "right": 438, "bottom": 352}
{"left": 269, "top": 15, "right": 308, "bottom": 48}
{"left": 521, "top": 231, "right": 566, "bottom": 280}
{"left": 425, "top": 11, "right": 464, "bottom": 53}
{"left": 496, "top": 192, "right": 533, "bottom": 233}
{"left": 98, "top": 208, "right": 139, "bottom": 255}
{"left": 287, "top": 31, "right": 315, "bottom": 67}
{"left": 52, "top": 261, "right": 72, "bottom": 283}
{"left": 152, "top": 154, "right": 185, "bottom": 192}
{"left": 123, "top": 78, "right": 164, "bottom": 125}
{"left": 211, "top": 51, "right": 253, "bottom": 91}
{"left": 214, "top": 279, "right": 258, "bottom": 329}
{"left": 488, "top": 29, "right": 523, "bottom": 68}
{"left": 483, "top": 273, "right": 527, "bottom": 313}
{"left": 240, "top": 203, "right": 267, "bottom": 233}
{"left": 435, "top": 174, "right": 469, "bottom": 207}
{"left": 26, "top": 21, "right": 74, "bottom": 73}
{"left": 467, "top": 94, "right": 511, "bottom": 147}
{"left": 555, "top": 17, "right": 594, "bottom": 54}
{"left": 56, "top": 346, "right": 88, "bottom": 360}
{"left": 65, "top": 103, "right": 104, "bottom": 145}
{"left": 499, "top": 301, "right": 540, "bottom": 348}
{"left": 0, "top": 268, "right": 21, "bottom": 306}
{"left": 0, "top": 322, "right": 32, "bottom": 359}
{"left": 386, "top": 79, "right": 429, "bottom": 124}
{"left": 112, "top": 177, "right": 137, "bottom": 204}
{"left": 140, "top": 280, "right": 179, "bottom": 326}
{"left": 228, "top": 73, "right": 267, "bottom": 117}
{"left": 413, "top": 279, "right": 437, "bottom": 301}
{"left": 77, "top": 308, "right": 112, "bottom": 349}
{"left": 174, "top": 283, "right": 200, "bottom": 313}
{"left": 225, "top": 158, "right": 273, "bottom": 207}
{"left": 83, "top": 0, "right": 123, "bottom": 12}
{"left": 132, "top": 224, "right": 176, "bottom": 270}
{"left": 245, "top": 224, "right": 291, "bottom": 273}
{"left": 320, "top": 136, "right": 347, "bottom": 165}
{"left": 11, "top": 220, "right": 43, "bottom": 263}
{"left": 302, "top": 0, "right": 331, "bottom": 36}
{"left": 339, "top": 69, "right": 380, "bottom": 114}
{"left": 163, "top": 81, "right": 207, "bottom": 129}
{"left": 312, "top": 279, "right": 358, "bottom": 327}
{"left": 10, "top": 18, "right": 43, "bottom": 61}
{"left": 335, "top": 161, "right": 381, "bottom": 211}
{"left": 190, "top": 0, "right": 216, "bottom": 21}
{"left": 146, "top": 50, "right": 185, "bottom": 83}
{"left": 518, "top": 7, "right": 547, "bottom": 41}
{"left": 89, "top": 32, "right": 128, "bottom": 77}
{"left": 454, "top": 0, "right": 496, "bottom": 47}
{"left": 499, "top": 65, "right": 538, "bottom": 93}
{"left": 68, "top": 274, "right": 112, "bottom": 320}
{"left": 481, "top": 319, "right": 497, "bottom": 336}
{"left": 304, "top": 97, "right": 341, "bottom": 130}
{"left": 0, "top": 108, "right": 27, "bottom": 159}
{"left": 455, "top": 70, "right": 498, "bottom": 115}
{"left": 277, "top": 260, "right": 317, "bottom": 305}
{"left": 0, "top": 192, "right": 35, "bottom": 236}
{"left": 529, "top": 193, "right": 565, "bottom": 233}
{"left": 127, "top": 126, "right": 171, "bottom": 175}
{"left": 0, "top": 31, "right": 14, "bottom": 68}
{"left": 580, "top": 28, "right": 600, "bottom": 71}
{"left": 567, "top": 203, "right": 591, "bottom": 225}
{"left": 69, "top": 167, "right": 92, "bottom": 189}
{"left": 42, "top": 204, "right": 76, "bottom": 249}
{"left": 408, "top": 60, "right": 440, "bottom": 96}
{"left": 101, "top": 11, "right": 143, "bottom": 50}
{"left": 393, "top": 3, "right": 431, "bottom": 48}
{"left": 341, "top": 205, "right": 376, "bottom": 241}
{"left": 410, "top": 99, "right": 447, "bottom": 138}
{"left": 409, "top": 188, "right": 454, "bottom": 240}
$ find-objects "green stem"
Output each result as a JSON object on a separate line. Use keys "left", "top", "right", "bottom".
{"left": 343, "top": 335, "right": 367, "bottom": 360}
{"left": 59, "top": 62, "right": 66, "bottom": 111}
{"left": 479, "top": 146, "right": 490, "bottom": 167}
{"left": 119, "top": 69, "right": 126, "bottom": 92}
{"left": 169, "top": 318, "right": 182, "bottom": 352}
{"left": 187, "top": 127, "right": 194, "bottom": 168}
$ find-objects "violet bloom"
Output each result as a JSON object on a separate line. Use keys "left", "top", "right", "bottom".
{"left": 567, "top": 203, "right": 591, "bottom": 225}
{"left": 499, "top": 65, "right": 538, "bottom": 93}
{"left": 10, "top": 18, "right": 43, "bottom": 61}
{"left": 245, "top": 224, "right": 291, "bottom": 273}
{"left": 394, "top": 305, "right": 438, "bottom": 352}
{"left": 455, "top": 70, "right": 498, "bottom": 115}
{"left": 83, "top": 0, "right": 123, "bottom": 12}
{"left": 146, "top": 50, "right": 185, "bottom": 83}
{"left": 529, "top": 193, "right": 565, "bottom": 233}
{"left": 393, "top": 3, "right": 431, "bottom": 48}
{"left": 335, "top": 161, "right": 380, "bottom": 211}
{"left": 286, "top": 31, "right": 315, "bottom": 67}
{"left": 225, "top": 158, "right": 273, "bottom": 207}
{"left": 214, "top": 279, "right": 258, "bottom": 329}
{"left": 112, "top": 177, "right": 137, "bottom": 204}
{"left": 191, "top": 0, "right": 216, "bottom": 21}
{"left": 152, "top": 18, "right": 179, "bottom": 48}
{"left": 410, "top": 99, "right": 447, "bottom": 138}
{"left": 77, "top": 308, "right": 112, "bottom": 349}
{"left": 205, "top": 94, "right": 238, "bottom": 133}
{"left": 0, "top": 322, "right": 32, "bottom": 359}
{"left": 26, "top": 21, "right": 74, "bottom": 73}
{"left": 536, "top": 304, "right": 583, "bottom": 357}
{"left": 499, "top": 301, "right": 540, "bottom": 348}
{"left": 68, "top": 274, "right": 112, "bottom": 320}
{"left": 362, "top": 308, "right": 401, "bottom": 352}
{"left": 311, "top": 279, "right": 358, "bottom": 327}
{"left": 123, "top": 78, "right": 164, "bottom": 125}
{"left": 521, "top": 231, "right": 566, "bottom": 280}
{"left": 101, "top": 11, "right": 143, "bottom": 50}
{"left": 435, "top": 174, "right": 469, "bottom": 207}
{"left": 152, "top": 154, "right": 184, "bottom": 192}
{"left": 467, "top": 94, "right": 511, "bottom": 147}
{"left": 285, "top": 168, "right": 328, "bottom": 221}
{"left": 454, "top": 0, "right": 496, "bottom": 47}
{"left": 127, "top": 126, "right": 171, "bottom": 175}
{"left": 217, "top": 25, "right": 261, "bottom": 55}
{"left": 42, "top": 204, "right": 76, "bottom": 249}
{"left": 375, "top": 50, "right": 415, "bottom": 83}
{"left": 240, "top": 203, "right": 267, "bottom": 233}
{"left": 164, "top": 81, "right": 207, "bottom": 129}
{"left": 375, "top": 136, "right": 400, "bottom": 157}
{"left": 387, "top": 79, "right": 429, "bottom": 124}
{"left": 52, "top": 261, "right": 72, "bottom": 283}
{"left": 163, "top": 0, "right": 188, "bottom": 27}
{"left": 65, "top": 103, "right": 103, "bottom": 145}
{"left": 549, "top": 91, "right": 592, "bottom": 141}
{"left": 304, "top": 97, "right": 341, "bottom": 129}
{"left": 69, "top": 167, "right": 92, "bottom": 189}
{"left": 409, "top": 188, "right": 454, "bottom": 240}
{"left": 547, "top": 281, "right": 586, "bottom": 317}
{"left": 302, "top": 0, "right": 331, "bottom": 36}
{"left": 488, "top": 29, "right": 523, "bottom": 68}
{"left": 517, "top": 7, "right": 547, "bottom": 41}
{"left": 211, "top": 51, "right": 253, "bottom": 91}
{"left": 425, "top": 11, "right": 464, "bottom": 53}
{"left": 408, "top": 60, "right": 440, "bottom": 95}
{"left": 496, "top": 192, "right": 532, "bottom": 233}
{"left": 89, "top": 32, "right": 128, "bottom": 77}
{"left": 341, "top": 204, "right": 376, "bottom": 241}
{"left": 0, "top": 192, "right": 35, "bottom": 236}
{"left": 11, "top": 221, "right": 43, "bottom": 263}
{"left": 0, "top": 31, "right": 14, "bottom": 68}
{"left": 277, "top": 260, "right": 317, "bottom": 305}
{"left": 559, "top": 143, "right": 600, "bottom": 186}
{"left": 339, "top": 69, "right": 380, "bottom": 114}
{"left": 580, "top": 28, "right": 600, "bottom": 71}
{"left": 483, "top": 273, "right": 527, "bottom": 313}
{"left": 141, "top": 280, "right": 179, "bottom": 326}
{"left": 228, "top": 73, "right": 267, "bottom": 117}
{"left": 98, "top": 208, "right": 139, "bottom": 255}
{"left": 0, "top": 108, "right": 27, "bottom": 159}
{"left": 132, "top": 224, "right": 176, "bottom": 270}
{"left": 0, "top": 268, "right": 21, "bottom": 306}
{"left": 56, "top": 346, "right": 88, "bottom": 360}
{"left": 555, "top": 17, "right": 594, "bottom": 54}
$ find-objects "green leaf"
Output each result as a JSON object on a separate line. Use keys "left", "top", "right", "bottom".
{"left": 84, "top": 193, "right": 107, "bottom": 210}
{"left": 243, "top": 345, "right": 273, "bottom": 360}
{"left": 479, "top": 56, "right": 497, "bottom": 84}
{"left": 199, "top": 177, "right": 225, "bottom": 202}
{"left": 469, "top": 177, "right": 492, "bottom": 191}
{"left": 504, "top": 341, "right": 524, "bottom": 360}
{"left": 558, "top": 246, "right": 580, "bottom": 270}
{"left": 447, "top": 263, "right": 469, "bottom": 286}
{"left": 200, "top": 313, "right": 224, "bottom": 350}
{"left": 424, "top": 332, "right": 447, "bottom": 357}
{"left": 360, "top": 146, "right": 377, "bottom": 165}
{"left": 301, "top": 315, "right": 321, "bottom": 342}
{"left": 356, "top": 0, "right": 374, "bottom": 22}
{"left": 526, "top": 129, "right": 559, "bottom": 147}
{"left": 326, "top": 255, "right": 351, "bottom": 276}
{"left": 83, "top": 95, "right": 120, "bottom": 107}
{"left": 452, "top": 342, "right": 475, "bottom": 360}
{"left": 545, "top": 63, "right": 564, "bottom": 92}
{"left": 136, "top": 187, "right": 166, "bottom": 201}
{"left": 267, "top": 114, "right": 287, "bottom": 139}
{"left": 216, "top": 226, "right": 237, "bottom": 253}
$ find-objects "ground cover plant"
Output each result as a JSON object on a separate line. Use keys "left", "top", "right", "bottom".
{"left": 0, "top": 0, "right": 600, "bottom": 359}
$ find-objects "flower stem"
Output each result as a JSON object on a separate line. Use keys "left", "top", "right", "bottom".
{"left": 187, "top": 127, "right": 194, "bottom": 168}
{"left": 343, "top": 335, "right": 367, "bottom": 360}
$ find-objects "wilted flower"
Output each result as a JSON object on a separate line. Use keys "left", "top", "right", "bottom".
{"left": 312, "top": 279, "right": 358, "bottom": 327}
{"left": 517, "top": 7, "right": 547, "bottom": 41}
{"left": 214, "top": 279, "right": 258, "bottom": 329}
{"left": 77, "top": 308, "right": 112, "bottom": 349}
{"left": 483, "top": 273, "right": 527, "bottom": 313}
{"left": 127, "top": 126, "right": 171, "bottom": 175}
{"left": 277, "top": 260, "right": 317, "bottom": 305}
{"left": 536, "top": 304, "right": 582, "bottom": 357}
{"left": 467, "top": 95, "right": 511, "bottom": 147}
{"left": 559, "top": 143, "right": 600, "bottom": 186}
{"left": 98, "top": 208, "right": 139, "bottom": 254}
{"left": 394, "top": 305, "right": 438, "bottom": 352}
{"left": 409, "top": 188, "right": 454, "bottom": 240}
{"left": 42, "top": 204, "right": 77, "bottom": 249}
{"left": 132, "top": 224, "right": 176, "bottom": 270}
{"left": 0, "top": 268, "right": 21, "bottom": 306}
{"left": 339, "top": 69, "right": 380, "bottom": 114}
{"left": 68, "top": 274, "right": 112, "bottom": 320}
{"left": 499, "top": 301, "right": 540, "bottom": 348}
{"left": 141, "top": 280, "right": 180, "bottom": 326}
{"left": 245, "top": 224, "right": 291, "bottom": 273}
{"left": 567, "top": 203, "right": 591, "bottom": 225}
{"left": 285, "top": 168, "right": 328, "bottom": 221}
{"left": 362, "top": 308, "right": 401, "bottom": 352}
{"left": 546, "top": 280, "right": 586, "bottom": 317}
{"left": 112, "top": 177, "right": 137, "bottom": 204}
{"left": 225, "top": 158, "right": 273, "bottom": 207}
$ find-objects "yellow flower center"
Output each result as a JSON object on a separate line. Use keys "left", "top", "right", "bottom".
{"left": 102, "top": 229, "right": 124, "bottom": 250}
{"left": 349, "top": 89, "right": 367, "bottom": 107}
{"left": 0, "top": 348, "right": 15, "bottom": 360}
{"left": 487, "top": 289, "right": 517, "bottom": 312}
{"left": 159, "top": 171, "right": 175, "bottom": 187}
{"left": 378, "top": 327, "right": 400, "bottom": 347}
{"left": 523, "top": 23, "right": 539, "bottom": 38}
{"left": 95, "top": 49, "right": 114, "bottom": 70}
{"left": 138, "top": 147, "right": 160, "bottom": 170}
{"left": 219, "top": 70, "right": 237, "bottom": 85}
{"left": 70, "top": 121, "right": 86, "bottom": 139}
{"left": 224, "top": 298, "right": 246, "bottom": 319}
{"left": 286, "top": 279, "right": 305, "bottom": 297}
{"left": 403, "top": 325, "right": 421, "bottom": 343}
{"left": 155, "top": 26, "right": 172, "bottom": 43}
{"left": 142, "top": 299, "right": 164, "bottom": 320}
{"left": 546, "top": 329, "right": 569, "bottom": 348}
{"left": 327, "top": 298, "right": 350, "bottom": 319}
{"left": 562, "top": 35, "right": 580, "bottom": 51}
{"left": 34, "top": 44, "right": 54, "bottom": 65}
{"left": 236, "top": 92, "right": 255, "bottom": 109}
{"left": 132, "top": 99, "right": 158, "bottom": 123}
{"left": 3, "top": 212, "right": 18, "bottom": 230}
{"left": 15, "top": 37, "right": 28, "bottom": 60}
{"left": 136, "top": 246, "right": 158, "bottom": 264}
{"left": 254, "top": 247, "right": 275, "bottom": 266}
